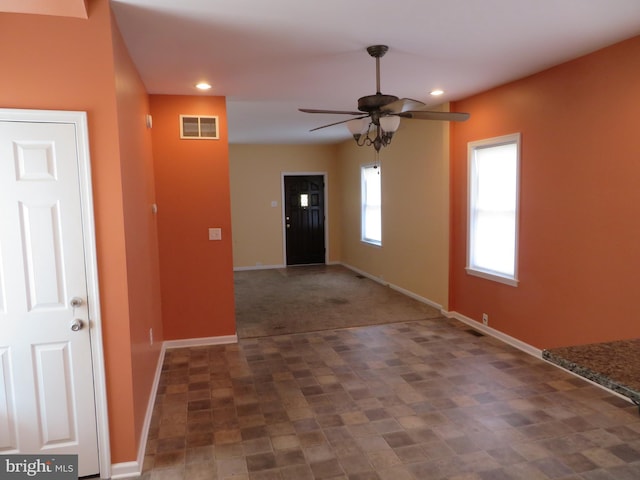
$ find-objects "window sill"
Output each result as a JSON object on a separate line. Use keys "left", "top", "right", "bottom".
{"left": 466, "top": 267, "right": 518, "bottom": 287}
{"left": 361, "top": 239, "right": 382, "bottom": 247}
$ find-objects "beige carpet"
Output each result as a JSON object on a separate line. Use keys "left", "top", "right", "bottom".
{"left": 234, "top": 264, "right": 444, "bottom": 338}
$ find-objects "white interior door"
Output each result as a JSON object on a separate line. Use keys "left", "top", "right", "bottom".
{"left": 0, "top": 116, "right": 100, "bottom": 476}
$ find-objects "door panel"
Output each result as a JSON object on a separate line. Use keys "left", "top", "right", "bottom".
{"left": 33, "top": 342, "right": 75, "bottom": 446}
{"left": 0, "top": 347, "right": 17, "bottom": 450}
{"left": 0, "top": 120, "right": 99, "bottom": 475}
{"left": 21, "top": 201, "right": 66, "bottom": 309}
{"left": 284, "top": 175, "right": 325, "bottom": 265}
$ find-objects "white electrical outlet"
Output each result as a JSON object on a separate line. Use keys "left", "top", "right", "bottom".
{"left": 482, "top": 313, "right": 489, "bottom": 326}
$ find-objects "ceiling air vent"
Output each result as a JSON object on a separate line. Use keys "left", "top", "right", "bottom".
{"left": 179, "top": 115, "right": 219, "bottom": 140}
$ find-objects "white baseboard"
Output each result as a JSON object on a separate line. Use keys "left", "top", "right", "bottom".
{"left": 443, "top": 310, "right": 542, "bottom": 358}
{"left": 234, "top": 264, "right": 285, "bottom": 271}
{"left": 388, "top": 283, "right": 443, "bottom": 311}
{"left": 112, "top": 333, "right": 238, "bottom": 477}
{"left": 340, "top": 263, "right": 389, "bottom": 287}
{"left": 340, "top": 263, "right": 443, "bottom": 311}
{"left": 163, "top": 333, "right": 238, "bottom": 350}
{"left": 234, "top": 262, "right": 343, "bottom": 271}
{"left": 443, "top": 311, "right": 634, "bottom": 404}
{"left": 110, "top": 461, "right": 141, "bottom": 479}
{"left": 110, "top": 342, "right": 167, "bottom": 479}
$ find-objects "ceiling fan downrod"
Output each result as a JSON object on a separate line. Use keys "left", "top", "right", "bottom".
{"left": 366, "top": 45, "right": 388, "bottom": 94}
{"left": 358, "top": 45, "right": 398, "bottom": 112}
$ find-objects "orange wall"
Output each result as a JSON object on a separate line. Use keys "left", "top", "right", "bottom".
{"left": 0, "top": 0, "right": 161, "bottom": 464}
{"left": 0, "top": 0, "right": 88, "bottom": 18}
{"left": 111, "top": 14, "right": 164, "bottom": 459}
{"left": 450, "top": 35, "right": 640, "bottom": 349}
{"left": 150, "top": 95, "right": 236, "bottom": 340}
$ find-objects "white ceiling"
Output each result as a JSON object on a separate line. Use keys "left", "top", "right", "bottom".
{"left": 111, "top": 0, "right": 640, "bottom": 144}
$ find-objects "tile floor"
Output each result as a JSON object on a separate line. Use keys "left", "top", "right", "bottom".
{"left": 141, "top": 318, "right": 640, "bottom": 479}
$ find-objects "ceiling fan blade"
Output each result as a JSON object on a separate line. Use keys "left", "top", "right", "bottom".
{"left": 400, "top": 110, "right": 470, "bottom": 122}
{"left": 299, "top": 108, "right": 363, "bottom": 115}
{"left": 380, "top": 98, "right": 427, "bottom": 114}
{"left": 310, "top": 115, "right": 369, "bottom": 132}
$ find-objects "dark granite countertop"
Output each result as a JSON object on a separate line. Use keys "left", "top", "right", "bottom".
{"left": 543, "top": 339, "right": 640, "bottom": 405}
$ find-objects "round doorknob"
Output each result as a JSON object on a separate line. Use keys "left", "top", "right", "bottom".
{"left": 71, "top": 319, "right": 84, "bottom": 331}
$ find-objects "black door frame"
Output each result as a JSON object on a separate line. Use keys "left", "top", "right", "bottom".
{"left": 281, "top": 172, "right": 328, "bottom": 266}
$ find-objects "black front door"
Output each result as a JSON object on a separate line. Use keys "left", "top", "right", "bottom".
{"left": 284, "top": 175, "right": 325, "bottom": 265}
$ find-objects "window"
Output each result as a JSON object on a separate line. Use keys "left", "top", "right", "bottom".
{"left": 467, "top": 133, "right": 520, "bottom": 286}
{"left": 361, "top": 164, "right": 382, "bottom": 245}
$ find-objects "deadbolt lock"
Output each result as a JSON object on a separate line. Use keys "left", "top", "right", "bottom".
{"left": 70, "top": 297, "right": 83, "bottom": 308}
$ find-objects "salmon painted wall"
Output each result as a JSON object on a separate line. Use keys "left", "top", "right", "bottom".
{"left": 0, "top": 0, "right": 159, "bottom": 464}
{"left": 0, "top": 0, "right": 88, "bottom": 18}
{"left": 111, "top": 14, "right": 164, "bottom": 459}
{"left": 150, "top": 95, "right": 236, "bottom": 340}
{"left": 450, "top": 35, "right": 640, "bottom": 349}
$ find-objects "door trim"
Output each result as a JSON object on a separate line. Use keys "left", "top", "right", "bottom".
{"left": 0, "top": 109, "right": 110, "bottom": 478}
{"left": 281, "top": 172, "right": 328, "bottom": 265}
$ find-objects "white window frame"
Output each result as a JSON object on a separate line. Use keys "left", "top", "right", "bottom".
{"left": 361, "top": 163, "right": 382, "bottom": 246}
{"left": 466, "top": 133, "right": 520, "bottom": 286}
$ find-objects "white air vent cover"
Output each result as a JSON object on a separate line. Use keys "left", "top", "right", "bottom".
{"left": 180, "top": 115, "right": 219, "bottom": 139}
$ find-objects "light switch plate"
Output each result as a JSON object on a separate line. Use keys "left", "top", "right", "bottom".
{"left": 208, "top": 228, "right": 222, "bottom": 241}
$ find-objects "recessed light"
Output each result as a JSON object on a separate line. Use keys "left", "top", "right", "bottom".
{"left": 195, "top": 82, "right": 212, "bottom": 90}
{"left": 430, "top": 89, "right": 444, "bottom": 96}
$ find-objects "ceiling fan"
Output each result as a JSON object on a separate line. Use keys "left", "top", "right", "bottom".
{"left": 299, "top": 45, "right": 470, "bottom": 152}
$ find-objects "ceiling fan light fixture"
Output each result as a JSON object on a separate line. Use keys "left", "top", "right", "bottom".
{"left": 380, "top": 115, "right": 400, "bottom": 133}
{"left": 347, "top": 118, "right": 369, "bottom": 138}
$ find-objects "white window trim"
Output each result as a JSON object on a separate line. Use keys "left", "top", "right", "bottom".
{"left": 466, "top": 133, "right": 521, "bottom": 287}
{"left": 361, "top": 163, "right": 382, "bottom": 246}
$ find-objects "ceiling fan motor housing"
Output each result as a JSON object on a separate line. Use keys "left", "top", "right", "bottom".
{"left": 358, "top": 94, "right": 399, "bottom": 113}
